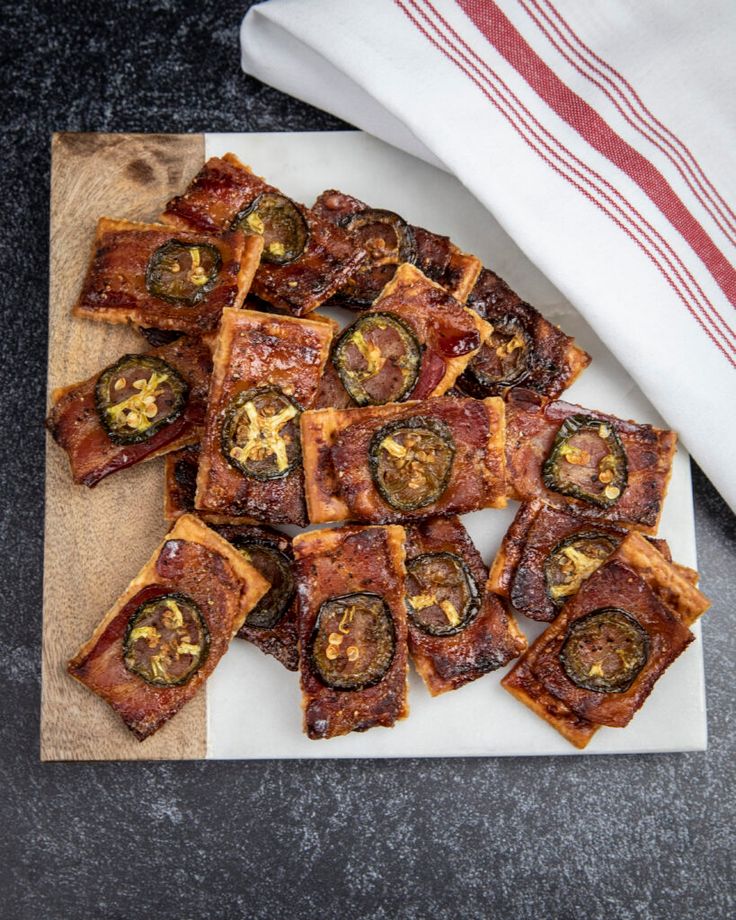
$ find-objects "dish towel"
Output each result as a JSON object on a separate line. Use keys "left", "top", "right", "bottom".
{"left": 241, "top": 0, "right": 736, "bottom": 512}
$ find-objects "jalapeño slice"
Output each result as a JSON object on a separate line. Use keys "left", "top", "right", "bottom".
{"left": 406, "top": 552, "right": 479, "bottom": 636}
{"left": 369, "top": 417, "right": 455, "bottom": 512}
{"left": 146, "top": 240, "right": 221, "bottom": 305}
{"left": 332, "top": 312, "right": 421, "bottom": 405}
{"left": 339, "top": 209, "right": 416, "bottom": 305}
{"left": 221, "top": 386, "right": 301, "bottom": 481}
{"left": 560, "top": 607, "right": 648, "bottom": 693}
{"left": 123, "top": 592, "right": 209, "bottom": 687}
{"left": 232, "top": 192, "right": 309, "bottom": 264}
{"left": 95, "top": 354, "right": 189, "bottom": 445}
{"left": 466, "top": 315, "right": 531, "bottom": 394}
{"left": 232, "top": 539, "right": 295, "bottom": 630}
{"left": 542, "top": 415, "right": 628, "bottom": 507}
{"left": 544, "top": 532, "right": 619, "bottom": 608}
{"left": 309, "top": 592, "right": 396, "bottom": 691}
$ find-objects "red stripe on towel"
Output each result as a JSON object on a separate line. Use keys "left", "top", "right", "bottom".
{"left": 394, "top": 0, "right": 736, "bottom": 366}
{"left": 457, "top": 0, "right": 736, "bottom": 309}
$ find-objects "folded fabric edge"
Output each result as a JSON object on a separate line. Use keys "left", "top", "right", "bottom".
{"left": 239, "top": 4, "right": 736, "bottom": 515}
{"left": 240, "top": 7, "right": 446, "bottom": 171}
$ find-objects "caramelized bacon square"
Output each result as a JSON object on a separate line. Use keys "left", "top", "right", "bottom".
{"left": 301, "top": 397, "right": 507, "bottom": 524}
{"left": 502, "top": 532, "right": 710, "bottom": 748}
{"left": 46, "top": 336, "right": 212, "bottom": 487}
{"left": 505, "top": 390, "right": 677, "bottom": 533}
{"left": 313, "top": 263, "right": 492, "bottom": 409}
{"left": 161, "top": 154, "right": 365, "bottom": 316}
{"left": 73, "top": 217, "right": 261, "bottom": 335}
{"left": 455, "top": 268, "right": 590, "bottom": 399}
{"left": 67, "top": 514, "right": 269, "bottom": 741}
{"left": 404, "top": 516, "right": 526, "bottom": 695}
{"left": 489, "top": 501, "right": 679, "bottom": 622}
{"left": 195, "top": 308, "right": 333, "bottom": 526}
{"left": 293, "top": 524, "right": 409, "bottom": 739}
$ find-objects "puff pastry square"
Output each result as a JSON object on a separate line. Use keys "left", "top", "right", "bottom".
{"left": 455, "top": 268, "right": 590, "bottom": 399}
{"left": 293, "top": 524, "right": 409, "bottom": 740}
{"left": 313, "top": 262, "right": 492, "bottom": 409}
{"left": 195, "top": 308, "right": 334, "bottom": 526}
{"left": 214, "top": 523, "right": 299, "bottom": 672}
{"left": 73, "top": 217, "right": 261, "bottom": 335}
{"left": 313, "top": 188, "right": 481, "bottom": 304}
{"left": 489, "top": 501, "right": 680, "bottom": 622}
{"left": 301, "top": 397, "right": 507, "bottom": 524}
{"left": 505, "top": 390, "right": 677, "bottom": 533}
{"left": 46, "top": 336, "right": 211, "bottom": 487}
{"left": 404, "top": 516, "right": 527, "bottom": 695}
{"left": 502, "top": 532, "right": 710, "bottom": 748}
{"left": 67, "top": 514, "right": 269, "bottom": 740}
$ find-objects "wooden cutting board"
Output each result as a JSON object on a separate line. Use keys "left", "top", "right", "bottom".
{"left": 41, "top": 133, "right": 208, "bottom": 760}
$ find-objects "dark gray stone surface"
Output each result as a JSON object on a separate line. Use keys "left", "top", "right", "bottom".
{"left": 1, "top": 2, "right": 734, "bottom": 918}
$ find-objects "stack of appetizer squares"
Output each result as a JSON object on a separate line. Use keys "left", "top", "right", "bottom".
{"left": 48, "top": 153, "right": 709, "bottom": 748}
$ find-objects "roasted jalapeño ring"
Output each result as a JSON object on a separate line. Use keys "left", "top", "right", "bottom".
{"left": 543, "top": 531, "right": 620, "bottom": 608}
{"left": 406, "top": 552, "right": 480, "bottom": 636}
{"left": 231, "top": 192, "right": 309, "bottom": 265}
{"left": 542, "top": 414, "right": 628, "bottom": 507}
{"left": 309, "top": 592, "right": 396, "bottom": 691}
{"left": 231, "top": 538, "right": 296, "bottom": 630}
{"left": 559, "top": 607, "right": 649, "bottom": 693}
{"left": 465, "top": 314, "right": 531, "bottom": 394}
{"left": 332, "top": 312, "right": 422, "bottom": 406}
{"left": 221, "top": 386, "right": 302, "bottom": 481}
{"left": 146, "top": 240, "right": 221, "bottom": 305}
{"left": 95, "top": 354, "right": 189, "bottom": 446}
{"left": 337, "top": 208, "right": 416, "bottom": 306}
{"left": 123, "top": 592, "right": 210, "bottom": 687}
{"left": 369, "top": 416, "right": 455, "bottom": 512}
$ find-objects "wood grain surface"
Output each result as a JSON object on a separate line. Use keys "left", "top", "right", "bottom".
{"left": 42, "top": 133, "right": 207, "bottom": 760}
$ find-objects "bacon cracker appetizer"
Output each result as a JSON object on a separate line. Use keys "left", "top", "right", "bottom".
{"left": 46, "top": 336, "right": 211, "bottom": 487}
{"left": 73, "top": 217, "right": 261, "bottom": 335}
{"left": 214, "top": 524, "right": 299, "bottom": 672}
{"left": 505, "top": 390, "right": 677, "bottom": 533}
{"left": 488, "top": 501, "right": 696, "bottom": 622}
{"left": 161, "top": 154, "right": 365, "bottom": 316}
{"left": 67, "top": 514, "right": 269, "bottom": 741}
{"left": 195, "top": 308, "right": 333, "bottom": 526}
{"left": 502, "top": 532, "right": 710, "bottom": 748}
{"left": 403, "top": 516, "right": 526, "bottom": 695}
{"left": 454, "top": 268, "right": 590, "bottom": 399}
{"left": 301, "top": 397, "right": 507, "bottom": 524}
{"left": 312, "top": 188, "right": 481, "bottom": 307}
{"left": 314, "top": 263, "right": 491, "bottom": 410}
{"left": 293, "top": 524, "right": 409, "bottom": 739}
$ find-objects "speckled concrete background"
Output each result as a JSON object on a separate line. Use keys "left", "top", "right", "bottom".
{"left": 2, "top": 2, "right": 734, "bottom": 918}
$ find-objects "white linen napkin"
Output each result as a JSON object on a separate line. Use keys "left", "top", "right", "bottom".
{"left": 241, "top": 0, "right": 736, "bottom": 512}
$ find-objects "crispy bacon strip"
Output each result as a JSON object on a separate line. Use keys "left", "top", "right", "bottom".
{"left": 46, "top": 336, "right": 212, "bottom": 487}
{"left": 68, "top": 515, "right": 269, "bottom": 740}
